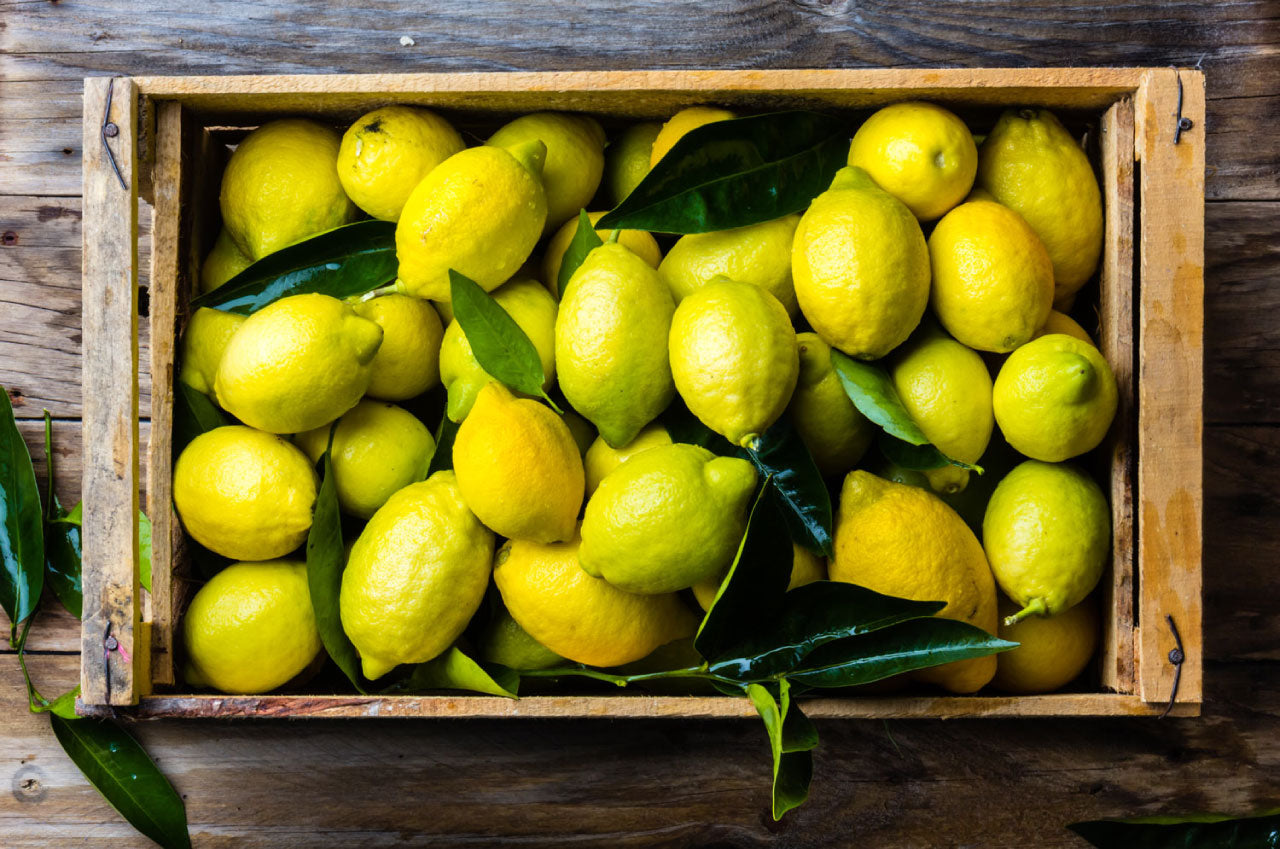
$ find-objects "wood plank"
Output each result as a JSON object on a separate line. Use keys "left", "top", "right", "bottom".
{"left": 1134, "top": 69, "right": 1205, "bottom": 706}
{"left": 79, "top": 76, "right": 141, "bottom": 706}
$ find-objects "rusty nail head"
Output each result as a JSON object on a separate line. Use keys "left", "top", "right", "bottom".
{"left": 103, "top": 122, "right": 119, "bottom": 138}
{"left": 105, "top": 635, "right": 118, "bottom": 651}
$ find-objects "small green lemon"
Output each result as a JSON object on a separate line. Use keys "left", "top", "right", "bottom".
{"left": 993, "top": 334, "right": 1118, "bottom": 461}
{"left": 604, "top": 121, "right": 661, "bottom": 205}
{"left": 296, "top": 400, "right": 435, "bottom": 519}
{"left": 352, "top": 293, "right": 444, "bottom": 401}
{"left": 214, "top": 293, "right": 383, "bottom": 434}
{"left": 178, "top": 307, "right": 246, "bottom": 398}
{"left": 173, "top": 425, "right": 317, "bottom": 561}
{"left": 200, "top": 228, "right": 253, "bottom": 293}
{"left": 669, "top": 277, "right": 798, "bottom": 447}
{"left": 692, "top": 542, "right": 827, "bottom": 611}
{"left": 541, "top": 211, "right": 662, "bottom": 298}
{"left": 489, "top": 112, "right": 606, "bottom": 235}
{"left": 659, "top": 215, "right": 801, "bottom": 315}
{"left": 478, "top": 609, "right": 564, "bottom": 671}
{"left": 583, "top": 423, "right": 672, "bottom": 498}
{"left": 983, "top": 460, "right": 1109, "bottom": 625}
{"left": 182, "top": 560, "right": 322, "bottom": 694}
{"left": 556, "top": 242, "right": 676, "bottom": 447}
{"left": 993, "top": 594, "right": 1100, "bottom": 694}
{"left": 341, "top": 471, "right": 495, "bottom": 680}
{"left": 788, "top": 332, "right": 873, "bottom": 477}
{"left": 337, "top": 105, "right": 465, "bottom": 222}
{"left": 579, "top": 443, "right": 757, "bottom": 594}
{"left": 651, "top": 106, "right": 735, "bottom": 167}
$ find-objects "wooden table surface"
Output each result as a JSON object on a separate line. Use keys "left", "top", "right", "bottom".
{"left": 2, "top": 3, "right": 1277, "bottom": 846}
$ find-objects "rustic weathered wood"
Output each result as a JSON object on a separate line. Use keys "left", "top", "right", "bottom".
{"left": 79, "top": 76, "right": 142, "bottom": 706}
{"left": 1134, "top": 69, "right": 1205, "bottom": 707}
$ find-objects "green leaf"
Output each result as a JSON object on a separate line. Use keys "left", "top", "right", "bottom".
{"left": 190, "top": 220, "right": 397, "bottom": 315}
{"left": 660, "top": 398, "right": 737, "bottom": 455}
{"left": 878, "top": 432, "right": 949, "bottom": 470}
{"left": 49, "top": 714, "right": 192, "bottom": 849}
{"left": 426, "top": 413, "right": 459, "bottom": 476}
{"left": 597, "top": 111, "right": 848, "bottom": 234}
{"left": 707, "top": 582, "right": 945, "bottom": 681}
{"left": 57, "top": 501, "right": 83, "bottom": 526}
{"left": 449, "top": 270, "right": 561, "bottom": 412}
{"left": 744, "top": 416, "right": 833, "bottom": 556}
{"left": 173, "top": 380, "right": 229, "bottom": 455}
{"left": 789, "top": 617, "right": 1017, "bottom": 689}
{"left": 557, "top": 209, "right": 604, "bottom": 297}
{"left": 16, "top": 615, "right": 79, "bottom": 719}
{"left": 305, "top": 446, "right": 366, "bottom": 694}
{"left": 42, "top": 413, "right": 81, "bottom": 618}
{"left": 138, "top": 510, "right": 151, "bottom": 594}
{"left": 388, "top": 646, "right": 519, "bottom": 698}
{"left": 747, "top": 680, "right": 815, "bottom": 820}
{"left": 829, "top": 352, "right": 930, "bottom": 445}
{"left": 0, "top": 387, "right": 43, "bottom": 643}
{"left": 1069, "top": 811, "right": 1280, "bottom": 849}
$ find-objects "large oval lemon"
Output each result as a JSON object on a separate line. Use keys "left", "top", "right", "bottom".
{"left": 659, "top": 215, "right": 801, "bottom": 315}
{"left": 788, "top": 332, "right": 874, "bottom": 478}
{"left": 337, "top": 105, "right": 465, "bottom": 222}
{"left": 993, "top": 594, "right": 1099, "bottom": 694}
{"left": 489, "top": 112, "right": 606, "bottom": 235}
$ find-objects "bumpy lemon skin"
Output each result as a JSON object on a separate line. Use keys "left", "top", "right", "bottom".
{"left": 478, "top": 610, "right": 565, "bottom": 671}
{"left": 173, "top": 426, "right": 317, "bottom": 561}
{"left": 1033, "top": 309, "right": 1092, "bottom": 344}
{"left": 178, "top": 307, "right": 246, "bottom": 398}
{"left": 659, "top": 215, "right": 802, "bottom": 316}
{"left": 788, "top": 332, "right": 873, "bottom": 478}
{"left": 583, "top": 424, "right": 672, "bottom": 498}
{"left": 541, "top": 211, "right": 662, "bottom": 298}
{"left": 200, "top": 228, "right": 254, "bottom": 294}
{"left": 183, "top": 560, "right": 322, "bottom": 694}
{"left": 337, "top": 105, "right": 465, "bottom": 222}
{"left": 352, "top": 293, "right": 444, "bottom": 401}
{"left": 219, "top": 119, "right": 358, "bottom": 261}
{"left": 650, "top": 106, "right": 736, "bottom": 167}
{"left": 605, "top": 121, "right": 662, "bottom": 206}
{"left": 214, "top": 293, "right": 383, "bottom": 434}
{"left": 993, "top": 594, "right": 1100, "bottom": 694}
{"left": 489, "top": 112, "right": 607, "bottom": 235}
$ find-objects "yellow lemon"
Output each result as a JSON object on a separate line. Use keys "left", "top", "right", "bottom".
{"left": 341, "top": 471, "right": 494, "bottom": 679}
{"left": 489, "top": 112, "right": 606, "bottom": 235}
{"left": 395, "top": 142, "right": 547, "bottom": 301}
{"left": 182, "top": 560, "right": 322, "bottom": 694}
{"left": 296, "top": 400, "right": 435, "bottom": 519}
{"left": 605, "top": 121, "right": 662, "bottom": 205}
{"left": 478, "top": 609, "right": 564, "bottom": 671}
{"left": 847, "top": 101, "right": 977, "bottom": 221}
{"left": 693, "top": 543, "right": 827, "bottom": 611}
{"left": 978, "top": 108, "right": 1103, "bottom": 306}
{"left": 983, "top": 460, "right": 1109, "bottom": 624}
{"left": 214, "top": 293, "right": 383, "bottom": 434}
{"left": 831, "top": 471, "right": 998, "bottom": 693}
{"left": 173, "top": 425, "right": 316, "bottom": 561}
{"left": 452, "top": 382, "right": 584, "bottom": 543}
{"left": 1033, "top": 309, "right": 1092, "bottom": 344}
{"left": 352, "top": 293, "right": 444, "bottom": 401}
{"left": 669, "top": 277, "right": 798, "bottom": 447}
{"left": 792, "top": 166, "right": 931, "bottom": 359}
{"left": 199, "top": 228, "right": 253, "bottom": 293}
{"left": 928, "top": 199, "right": 1054, "bottom": 353}
{"left": 993, "top": 594, "right": 1100, "bottom": 694}
{"left": 440, "top": 277, "right": 558, "bottom": 421}
{"left": 556, "top": 242, "right": 676, "bottom": 447}
{"left": 579, "top": 443, "right": 757, "bottom": 594}
{"left": 658, "top": 215, "right": 801, "bottom": 315}
{"left": 494, "top": 530, "right": 698, "bottom": 667}
{"left": 337, "top": 105, "right": 465, "bottom": 222}
{"left": 219, "top": 119, "right": 358, "bottom": 261}
{"left": 889, "top": 326, "right": 993, "bottom": 494}
{"left": 788, "top": 332, "right": 874, "bottom": 478}
{"left": 993, "top": 334, "right": 1118, "bottom": 461}
{"left": 583, "top": 423, "right": 672, "bottom": 498}
{"left": 651, "top": 106, "right": 735, "bottom": 167}
{"left": 541, "top": 211, "right": 662, "bottom": 297}
{"left": 178, "top": 307, "right": 246, "bottom": 398}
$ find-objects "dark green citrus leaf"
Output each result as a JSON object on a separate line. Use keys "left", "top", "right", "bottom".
{"left": 1069, "top": 811, "right": 1280, "bottom": 849}
{"left": 427, "top": 413, "right": 459, "bottom": 476}
{"left": 558, "top": 209, "right": 604, "bottom": 297}
{"left": 744, "top": 416, "right": 832, "bottom": 556}
{"left": 0, "top": 387, "right": 43, "bottom": 642}
{"left": 42, "top": 413, "right": 81, "bottom": 618}
{"left": 173, "top": 380, "right": 229, "bottom": 455}
{"left": 748, "top": 680, "right": 814, "bottom": 821}
{"left": 660, "top": 398, "right": 737, "bottom": 455}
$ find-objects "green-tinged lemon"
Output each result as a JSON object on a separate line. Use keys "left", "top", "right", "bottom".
{"left": 605, "top": 121, "right": 661, "bottom": 205}
{"left": 489, "top": 112, "right": 606, "bottom": 235}
{"left": 352, "top": 293, "right": 444, "bottom": 401}
{"left": 478, "top": 609, "right": 564, "bottom": 671}
{"left": 583, "top": 423, "right": 672, "bottom": 498}
{"left": 337, "top": 105, "right": 465, "bottom": 222}
{"left": 659, "top": 215, "right": 801, "bottom": 315}
{"left": 788, "top": 332, "right": 873, "bottom": 477}
{"left": 178, "top": 307, "right": 246, "bottom": 398}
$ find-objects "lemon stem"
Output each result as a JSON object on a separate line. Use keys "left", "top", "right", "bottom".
{"left": 606, "top": 229, "right": 621, "bottom": 244}
{"left": 1003, "top": 597, "right": 1047, "bottom": 627}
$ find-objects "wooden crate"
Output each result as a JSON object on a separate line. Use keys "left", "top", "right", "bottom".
{"left": 78, "top": 69, "right": 1204, "bottom": 720}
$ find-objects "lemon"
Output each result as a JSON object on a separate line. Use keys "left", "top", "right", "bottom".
{"left": 200, "top": 228, "right": 253, "bottom": 293}
{"left": 337, "top": 105, "right": 465, "bottom": 222}
{"left": 219, "top": 119, "right": 358, "bottom": 261}
{"left": 583, "top": 423, "right": 672, "bottom": 498}
{"left": 928, "top": 199, "right": 1054, "bottom": 353}
{"left": 693, "top": 542, "right": 827, "bottom": 611}
{"left": 659, "top": 215, "right": 801, "bottom": 315}
{"left": 847, "top": 101, "right": 977, "bottom": 221}
{"left": 182, "top": 559, "right": 322, "bottom": 694}
{"left": 478, "top": 609, "right": 564, "bottom": 671}
{"left": 395, "top": 142, "right": 548, "bottom": 301}
{"left": 605, "top": 121, "right": 661, "bottom": 205}
{"left": 650, "top": 106, "right": 735, "bottom": 167}
{"left": 993, "top": 334, "right": 1117, "bottom": 461}
{"left": 452, "top": 382, "right": 584, "bottom": 543}
{"left": 561, "top": 410, "right": 596, "bottom": 457}
{"left": 788, "top": 332, "right": 873, "bottom": 477}
{"left": 541, "top": 211, "right": 662, "bottom": 297}
{"left": 341, "top": 471, "right": 494, "bottom": 679}
{"left": 889, "top": 326, "right": 993, "bottom": 494}
{"left": 1034, "top": 309, "right": 1092, "bottom": 344}
{"left": 178, "top": 307, "right": 246, "bottom": 398}
{"left": 579, "top": 443, "right": 757, "bottom": 594}
{"left": 556, "top": 242, "right": 676, "bottom": 447}
{"left": 792, "top": 166, "right": 931, "bottom": 359}
{"left": 978, "top": 108, "right": 1103, "bottom": 306}
{"left": 440, "top": 277, "right": 558, "bottom": 421}
{"left": 214, "top": 293, "right": 383, "bottom": 434}
{"left": 173, "top": 425, "right": 317, "bottom": 561}
{"left": 352, "top": 293, "right": 444, "bottom": 401}
{"left": 489, "top": 112, "right": 606, "bottom": 235}
{"left": 993, "top": 594, "right": 1099, "bottom": 694}
{"left": 295, "top": 400, "right": 435, "bottom": 519}
{"left": 831, "top": 471, "right": 998, "bottom": 693}
{"left": 669, "top": 277, "right": 798, "bottom": 448}
{"left": 983, "top": 460, "right": 1109, "bottom": 624}
{"left": 494, "top": 529, "right": 698, "bottom": 667}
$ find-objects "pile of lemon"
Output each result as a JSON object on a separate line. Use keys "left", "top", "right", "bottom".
{"left": 176, "top": 101, "right": 1114, "bottom": 698}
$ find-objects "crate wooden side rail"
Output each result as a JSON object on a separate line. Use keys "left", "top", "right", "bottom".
{"left": 78, "top": 68, "right": 1204, "bottom": 719}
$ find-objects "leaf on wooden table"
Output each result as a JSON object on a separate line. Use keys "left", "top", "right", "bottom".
{"left": 0, "top": 387, "right": 43, "bottom": 642}
{"left": 747, "top": 680, "right": 815, "bottom": 821}
{"left": 744, "top": 416, "right": 833, "bottom": 556}
{"left": 558, "top": 209, "right": 605, "bottom": 297}
{"left": 42, "top": 412, "right": 81, "bottom": 618}
{"left": 1068, "top": 810, "right": 1280, "bottom": 849}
